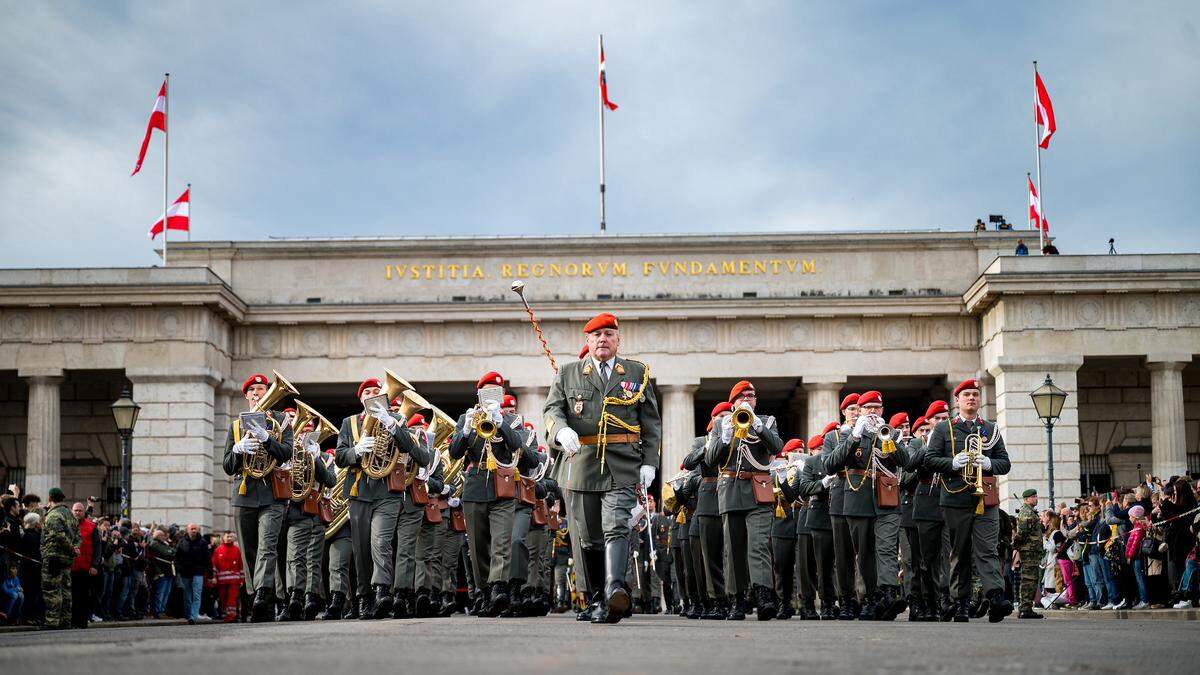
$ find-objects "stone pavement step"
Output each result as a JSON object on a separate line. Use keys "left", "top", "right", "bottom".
{"left": 1039, "top": 607, "right": 1198, "bottom": 621}
{"left": 0, "top": 618, "right": 190, "bottom": 634}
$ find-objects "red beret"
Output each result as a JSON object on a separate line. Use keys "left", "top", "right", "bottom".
{"left": 782, "top": 438, "right": 804, "bottom": 454}
{"left": 582, "top": 312, "right": 619, "bottom": 333}
{"left": 502, "top": 394, "right": 517, "bottom": 408}
{"left": 953, "top": 378, "right": 981, "bottom": 397}
{"left": 858, "top": 390, "right": 882, "bottom": 406}
{"left": 578, "top": 344, "right": 590, "bottom": 359}
{"left": 912, "top": 415, "right": 928, "bottom": 430}
{"left": 476, "top": 371, "right": 505, "bottom": 390}
{"left": 821, "top": 421, "right": 839, "bottom": 435}
{"left": 925, "top": 400, "right": 948, "bottom": 418}
{"left": 728, "top": 380, "right": 755, "bottom": 403}
{"left": 357, "top": 378, "right": 382, "bottom": 399}
{"left": 241, "top": 373, "right": 269, "bottom": 394}
{"left": 407, "top": 414, "right": 426, "bottom": 428}
{"left": 807, "top": 434, "right": 825, "bottom": 450}
{"left": 710, "top": 401, "right": 733, "bottom": 418}
{"left": 840, "top": 393, "right": 860, "bottom": 411}
{"left": 888, "top": 412, "right": 909, "bottom": 427}
{"left": 282, "top": 407, "right": 296, "bottom": 415}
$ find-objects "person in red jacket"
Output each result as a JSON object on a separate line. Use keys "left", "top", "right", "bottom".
{"left": 211, "top": 531, "right": 245, "bottom": 622}
{"left": 70, "top": 503, "right": 101, "bottom": 628}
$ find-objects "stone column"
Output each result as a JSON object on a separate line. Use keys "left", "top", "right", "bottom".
{"left": 211, "top": 380, "right": 238, "bottom": 532}
{"left": 128, "top": 367, "right": 221, "bottom": 529}
{"left": 658, "top": 382, "right": 699, "bottom": 479}
{"left": 1146, "top": 354, "right": 1190, "bottom": 480}
{"left": 22, "top": 368, "right": 64, "bottom": 500}
{"left": 803, "top": 378, "right": 845, "bottom": 439}
{"left": 512, "top": 385, "right": 549, "bottom": 448}
{"left": 989, "top": 357, "right": 1083, "bottom": 511}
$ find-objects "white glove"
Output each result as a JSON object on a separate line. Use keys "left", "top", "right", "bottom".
{"left": 252, "top": 426, "right": 270, "bottom": 443}
{"left": 951, "top": 452, "right": 969, "bottom": 470}
{"left": 639, "top": 465, "right": 656, "bottom": 489}
{"left": 821, "top": 474, "right": 837, "bottom": 488}
{"left": 752, "top": 414, "right": 764, "bottom": 432}
{"left": 448, "top": 497, "right": 461, "bottom": 508}
{"left": 979, "top": 455, "right": 992, "bottom": 471}
{"left": 417, "top": 467, "right": 428, "bottom": 481}
{"left": 440, "top": 484, "right": 451, "bottom": 495}
{"left": 354, "top": 436, "right": 376, "bottom": 457}
{"left": 233, "top": 438, "right": 259, "bottom": 455}
{"left": 369, "top": 404, "right": 398, "bottom": 431}
{"left": 424, "top": 430, "right": 436, "bottom": 448}
{"left": 629, "top": 504, "right": 645, "bottom": 528}
{"left": 304, "top": 438, "right": 321, "bottom": 458}
{"left": 490, "top": 408, "right": 504, "bottom": 427}
{"left": 852, "top": 416, "right": 870, "bottom": 439}
{"left": 720, "top": 418, "right": 733, "bottom": 444}
{"left": 556, "top": 427, "right": 581, "bottom": 457}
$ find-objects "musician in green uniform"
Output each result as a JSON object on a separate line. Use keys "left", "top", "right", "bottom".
{"left": 544, "top": 312, "right": 662, "bottom": 625}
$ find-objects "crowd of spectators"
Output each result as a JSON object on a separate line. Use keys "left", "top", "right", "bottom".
{"left": 1025, "top": 475, "right": 1199, "bottom": 611}
{"left": 0, "top": 485, "right": 245, "bottom": 629}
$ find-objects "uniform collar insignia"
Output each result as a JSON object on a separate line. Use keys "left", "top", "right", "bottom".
{"left": 582, "top": 363, "right": 593, "bottom": 376}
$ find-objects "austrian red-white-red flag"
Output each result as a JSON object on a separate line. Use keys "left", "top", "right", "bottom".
{"left": 1035, "top": 71, "right": 1056, "bottom": 149}
{"left": 599, "top": 41, "right": 618, "bottom": 111}
{"left": 131, "top": 80, "right": 167, "bottom": 176}
{"left": 1027, "top": 176, "right": 1048, "bottom": 232}
{"left": 148, "top": 187, "right": 189, "bottom": 239}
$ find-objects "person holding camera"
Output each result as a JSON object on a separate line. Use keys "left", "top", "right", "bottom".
{"left": 40, "top": 488, "right": 80, "bottom": 630}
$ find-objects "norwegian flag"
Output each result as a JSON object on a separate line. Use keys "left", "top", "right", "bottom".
{"left": 599, "top": 39, "right": 618, "bottom": 111}
{"left": 132, "top": 80, "right": 167, "bottom": 176}
{"left": 1028, "top": 176, "right": 1048, "bottom": 232}
{"left": 148, "top": 187, "right": 189, "bottom": 239}
{"left": 1035, "top": 71, "right": 1056, "bottom": 149}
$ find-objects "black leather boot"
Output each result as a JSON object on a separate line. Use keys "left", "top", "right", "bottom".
{"left": 754, "top": 585, "right": 778, "bottom": 621}
{"left": 250, "top": 588, "right": 275, "bottom": 623}
{"left": 939, "top": 592, "right": 955, "bottom": 622}
{"left": 320, "top": 591, "right": 346, "bottom": 620}
{"left": 357, "top": 594, "right": 375, "bottom": 620}
{"left": 801, "top": 602, "right": 820, "bottom": 620}
{"left": 819, "top": 603, "right": 837, "bottom": 620}
{"left": 986, "top": 588, "right": 1013, "bottom": 623}
{"left": 593, "top": 538, "right": 630, "bottom": 624}
{"left": 285, "top": 587, "right": 304, "bottom": 621}
{"left": 372, "top": 584, "right": 394, "bottom": 619}
{"left": 438, "top": 591, "right": 456, "bottom": 617}
{"left": 576, "top": 591, "right": 601, "bottom": 621}
{"left": 414, "top": 588, "right": 433, "bottom": 617}
{"left": 953, "top": 599, "right": 970, "bottom": 623}
{"left": 391, "top": 589, "right": 410, "bottom": 619}
{"left": 1017, "top": 607, "right": 1044, "bottom": 619}
{"left": 889, "top": 587, "right": 908, "bottom": 620}
{"left": 303, "top": 592, "right": 323, "bottom": 621}
{"left": 500, "top": 581, "right": 524, "bottom": 617}
{"left": 859, "top": 590, "right": 880, "bottom": 620}
{"left": 726, "top": 592, "right": 746, "bottom": 621}
{"left": 344, "top": 594, "right": 360, "bottom": 620}
{"left": 777, "top": 597, "right": 794, "bottom": 620}
{"left": 838, "top": 597, "right": 859, "bottom": 621}
{"left": 907, "top": 596, "right": 925, "bottom": 622}
{"left": 490, "top": 580, "right": 511, "bottom": 616}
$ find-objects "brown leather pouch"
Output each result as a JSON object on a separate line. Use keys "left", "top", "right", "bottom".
{"left": 386, "top": 463, "right": 407, "bottom": 494}
{"left": 423, "top": 500, "right": 443, "bottom": 524}
{"left": 301, "top": 491, "right": 320, "bottom": 516}
{"left": 751, "top": 472, "right": 774, "bottom": 505}
{"left": 517, "top": 476, "right": 538, "bottom": 506}
{"left": 318, "top": 497, "right": 334, "bottom": 524}
{"left": 271, "top": 469, "right": 292, "bottom": 501}
{"left": 875, "top": 473, "right": 899, "bottom": 509}
{"left": 493, "top": 465, "right": 516, "bottom": 499}
{"left": 982, "top": 476, "right": 999, "bottom": 507}
{"left": 450, "top": 507, "right": 467, "bottom": 533}
{"left": 410, "top": 479, "right": 429, "bottom": 506}
{"left": 546, "top": 509, "right": 562, "bottom": 531}
{"left": 531, "top": 499, "right": 548, "bottom": 526}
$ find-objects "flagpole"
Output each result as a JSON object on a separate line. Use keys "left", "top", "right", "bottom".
{"left": 1033, "top": 61, "right": 1044, "bottom": 254}
{"left": 598, "top": 34, "right": 607, "bottom": 236}
{"left": 186, "top": 182, "right": 191, "bottom": 241}
{"left": 163, "top": 72, "right": 170, "bottom": 266}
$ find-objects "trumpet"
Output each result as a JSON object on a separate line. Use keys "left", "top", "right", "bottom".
{"left": 471, "top": 384, "right": 504, "bottom": 441}
{"left": 731, "top": 407, "right": 754, "bottom": 440}
{"left": 963, "top": 431, "right": 986, "bottom": 497}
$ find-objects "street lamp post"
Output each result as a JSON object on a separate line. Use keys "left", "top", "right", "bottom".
{"left": 111, "top": 387, "right": 141, "bottom": 519}
{"left": 1030, "top": 374, "right": 1068, "bottom": 507}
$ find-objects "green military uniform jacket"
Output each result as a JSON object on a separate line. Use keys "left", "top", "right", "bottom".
{"left": 1013, "top": 503, "right": 1043, "bottom": 554}
{"left": 704, "top": 413, "right": 784, "bottom": 515}
{"left": 334, "top": 412, "right": 430, "bottom": 503}
{"left": 922, "top": 417, "right": 1011, "bottom": 509}
{"left": 40, "top": 504, "right": 80, "bottom": 565}
{"left": 826, "top": 428, "right": 911, "bottom": 518}
{"left": 822, "top": 427, "right": 848, "bottom": 518}
{"left": 900, "top": 438, "right": 944, "bottom": 523}
{"left": 543, "top": 356, "right": 662, "bottom": 492}
{"left": 448, "top": 410, "right": 538, "bottom": 503}
{"left": 681, "top": 436, "right": 720, "bottom": 517}
{"left": 222, "top": 410, "right": 294, "bottom": 508}
{"left": 794, "top": 453, "right": 832, "bottom": 531}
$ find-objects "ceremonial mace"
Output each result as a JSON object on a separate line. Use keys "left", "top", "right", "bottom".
{"left": 510, "top": 279, "right": 557, "bottom": 374}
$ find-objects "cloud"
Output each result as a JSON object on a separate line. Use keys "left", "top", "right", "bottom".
{"left": 1, "top": 1, "right": 1197, "bottom": 268}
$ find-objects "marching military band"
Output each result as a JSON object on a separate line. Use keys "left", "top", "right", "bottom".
{"left": 221, "top": 310, "right": 1018, "bottom": 625}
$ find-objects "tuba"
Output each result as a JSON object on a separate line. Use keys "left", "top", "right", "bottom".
{"left": 241, "top": 370, "right": 299, "bottom": 480}
{"left": 289, "top": 399, "right": 339, "bottom": 501}
{"left": 359, "top": 370, "right": 414, "bottom": 480}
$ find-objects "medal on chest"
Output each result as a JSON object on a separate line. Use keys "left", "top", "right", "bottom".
{"left": 572, "top": 395, "right": 584, "bottom": 416}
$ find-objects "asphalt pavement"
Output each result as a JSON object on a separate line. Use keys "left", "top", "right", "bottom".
{"left": 0, "top": 612, "right": 1193, "bottom": 674}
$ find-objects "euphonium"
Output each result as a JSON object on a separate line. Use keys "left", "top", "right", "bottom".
{"left": 289, "top": 399, "right": 338, "bottom": 501}
{"left": 243, "top": 370, "right": 299, "bottom": 480}
{"left": 360, "top": 369, "right": 414, "bottom": 480}
{"left": 731, "top": 407, "right": 754, "bottom": 440}
{"left": 324, "top": 467, "right": 350, "bottom": 540}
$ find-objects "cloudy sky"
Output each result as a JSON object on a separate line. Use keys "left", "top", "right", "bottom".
{"left": 1, "top": 2, "right": 1197, "bottom": 267}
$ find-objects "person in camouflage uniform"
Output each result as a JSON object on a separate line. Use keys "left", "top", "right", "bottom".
{"left": 40, "top": 487, "right": 80, "bottom": 630}
{"left": 1013, "top": 488, "right": 1044, "bottom": 619}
